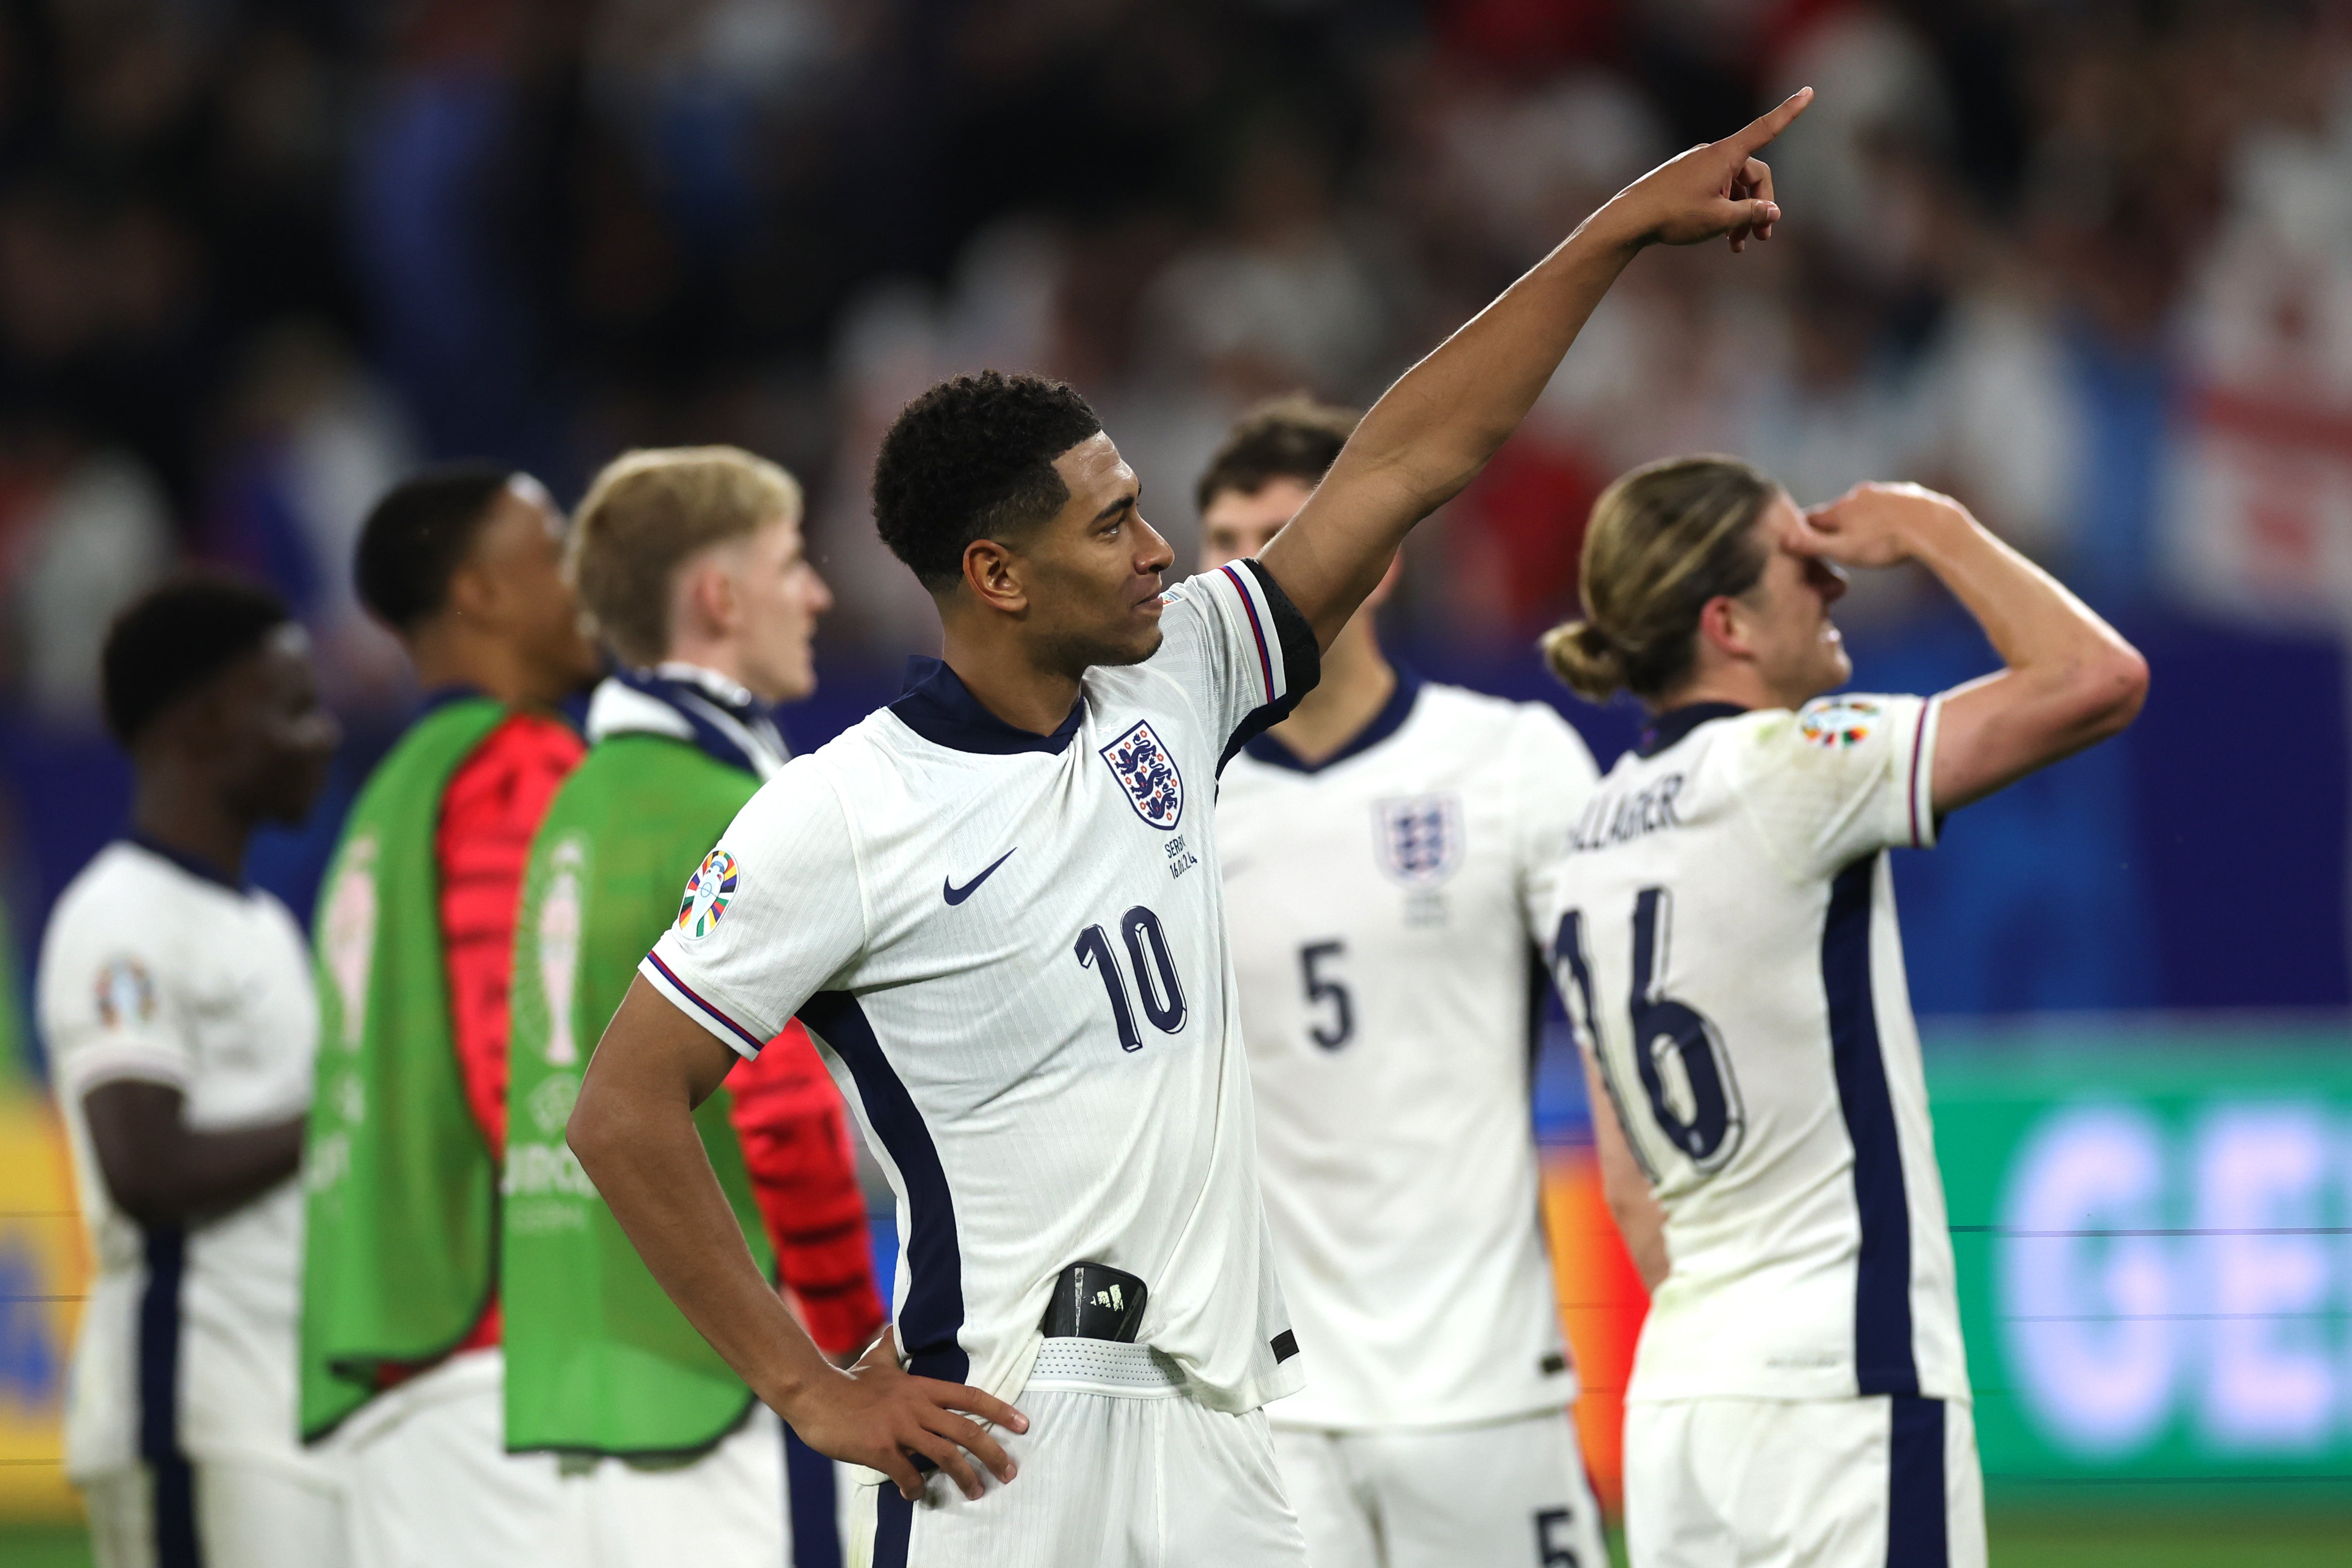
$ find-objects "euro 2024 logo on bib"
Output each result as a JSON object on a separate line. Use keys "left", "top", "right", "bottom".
{"left": 676, "top": 848, "right": 740, "bottom": 939}
{"left": 1100, "top": 719, "right": 1184, "bottom": 830}
{"left": 1800, "top": 697, "right": 1881, "bottom": 748}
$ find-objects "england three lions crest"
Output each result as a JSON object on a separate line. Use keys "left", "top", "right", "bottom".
{"left": 1377, "top": 794, "right": 1463, "bottom": 886}
{"left": 1100, "top": 720, "right": 1184, "bottom": 830}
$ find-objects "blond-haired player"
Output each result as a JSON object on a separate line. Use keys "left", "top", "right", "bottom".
{"left": 1538, "top": 461, "right": 2147, "bottom": 1567}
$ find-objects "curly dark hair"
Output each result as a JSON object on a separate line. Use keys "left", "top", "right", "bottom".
{"left": 1195, "top": 394, "right": 1359, "bottom": 515}
{"left": 103, "top": 574, "right": 291, "bottom": 745}
{"left": 872, "top": 371, "right": 1104, "bottom": 591}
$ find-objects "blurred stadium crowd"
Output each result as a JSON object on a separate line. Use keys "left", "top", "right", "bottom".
{"left": 0, "top": 0, "right": 2345, "bottom": 1019}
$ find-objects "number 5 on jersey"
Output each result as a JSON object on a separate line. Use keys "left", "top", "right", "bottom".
{"left": 1554, "top": 888, "right": 1745, "bottom": 1176}
{"left": 1075, "top": 906, "right": 1188, "bottom": 1052}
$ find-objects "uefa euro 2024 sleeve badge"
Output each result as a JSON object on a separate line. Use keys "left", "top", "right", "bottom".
{"left": 676, "top": 847, "right": 740, "bottom": 939}
{"left": 1800, "top": 697, "right": 1880, "bottom": 747}
{"left": 93, "top": 956, "right": 156, "bottom": 1029}
{"left": 1100, "top": 719, "right": 1185, "bottom": 830}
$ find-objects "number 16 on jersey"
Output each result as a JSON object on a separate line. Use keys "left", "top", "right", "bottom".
{"left": 1554, "top": 888, "right": 1745, "bottom": 1180}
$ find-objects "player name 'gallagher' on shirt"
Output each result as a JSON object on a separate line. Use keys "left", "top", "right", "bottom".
{"left": 1541, "top": 696, "right": 1967, "bottom": 1407}
{"left": 641, "top": 560, "right": 1320, "bottom": 1414}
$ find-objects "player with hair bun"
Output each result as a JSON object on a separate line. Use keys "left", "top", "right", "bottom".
{"left": 1537, "top": 458, "right": 2148, "bottom": 1568}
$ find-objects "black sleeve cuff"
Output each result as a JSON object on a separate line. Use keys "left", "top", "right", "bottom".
{"left": 1220, "top": 557, "right": 1324, "bottom": 772}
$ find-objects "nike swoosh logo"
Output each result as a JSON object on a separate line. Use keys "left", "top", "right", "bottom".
{"left": 943, "top": 848, "right": 1017, "bottom": 906}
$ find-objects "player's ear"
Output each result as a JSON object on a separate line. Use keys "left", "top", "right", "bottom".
{"left": 444, "top": 553, "right": 504, "bottom": 628}
{"left": 1694, "top": 593, "right": 1754, "bottom": 663}
{"left": 960, "top": 537, "right": 1028, "bottom": 615}
{"left": 677, "top": 554, "right": 735, "bottom": 642}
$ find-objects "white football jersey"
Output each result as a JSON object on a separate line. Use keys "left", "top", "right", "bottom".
{"left": 36, "top": 839, "right": 320, "bottom": 1477}
{"left": 1539, "top": 696, "right": 1966, "bottom": 1405}
{"left": 1218, "top": 674, "right": 1598, "bottom": 1429}
{"left": 643, "top": 560, "right": 1319, "bottom": 1414}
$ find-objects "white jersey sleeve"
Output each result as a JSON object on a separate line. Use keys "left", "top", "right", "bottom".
{"left": 1507, "top": 702, "right": 1603, "bottom": 938}
{"left": 1724, "top": 694, "right": 1943, "bottom": 878}
{"left": 640, "top": 761, "right": 866, "bottom": 1057}
{"left": 1152, "top": 558, "right": 1320, "bottom": 759}
{"left": 42, "top": 903, "right": 195, "bottom": 1098}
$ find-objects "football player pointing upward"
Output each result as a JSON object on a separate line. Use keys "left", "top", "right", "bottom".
{"left": 570, "top": 90, "right": 1813, "bottom": 1567}
{"left": 1539, "top": 464, "right": 2146, "bottom": 1568}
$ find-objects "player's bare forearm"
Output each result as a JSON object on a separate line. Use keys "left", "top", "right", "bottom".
{"left": 571, "top": 977, "right": 1028, "bottom": 1501}
{"left": 1260, "top": 88, "right": 1814, "bottom": 647}
{"left": 1583, "top": 1050, "right": 1669, "bottom": 1292}
{"left": 1802, "top": 485, "right": 2148, "bottom": 811}
{"left": 570, "top": 981, "right": 831, "bottom": 1398}
{"left": 85, "top": 1080, "right": 304, "bottom": 1226}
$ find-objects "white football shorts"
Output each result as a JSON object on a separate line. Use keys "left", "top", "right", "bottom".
{"left": 1273, "top": 1405, "right": 1606, "bottom": 1568}
{"left": 845, "top": 1338, "right": 1306, "bottom": 1567}
{"left": 82, "top": 1450, "right": 346, "bottom": 1568}
{"left": 328, "top": 1349, "right": 569, "bottom": 1568}
{"left": 1624, "top": 1394, "right": 1985, "bottom": 1568}
{"left": 549, "top": 1403, "right": 789, "bottom": 1567}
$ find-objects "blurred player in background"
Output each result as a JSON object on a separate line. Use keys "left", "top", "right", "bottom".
{"left": 568, "top": 89, "right": 1810, "bottom": 1568}
{"left": 502, "top": 447, "right": 884, "bottom": 1566}
{"left": 1539, "top": 463, "right": 2147, "bottom": 1568}
{"left": 300, "top": 466, "right": 602, "bottom": 1568}
{"left": 1201, "top": 399, "right": 1608, "bottom": 1568}
{"left": 39, "top": 578, "right": 343, "bottom": 1568}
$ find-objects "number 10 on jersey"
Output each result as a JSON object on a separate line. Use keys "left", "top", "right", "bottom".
{"left": 1074, "top": 906, "right": 1188, "bottom": 1052}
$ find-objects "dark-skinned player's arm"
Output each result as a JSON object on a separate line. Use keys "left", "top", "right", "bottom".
{"left": 1258, "top": 88, "right": 1814, "bottom": 650}
{"left": 83, "top": 1081, "right": 304, "bottom": 1227}
{"left": 569, "top": 977, "right": 1027, "bottom": 1502}
{"left": 1796, "top": 483, "right": 2148, "bottom": 813}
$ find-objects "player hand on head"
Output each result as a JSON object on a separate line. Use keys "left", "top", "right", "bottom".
{"left": 1796, "top": 480, "right": 1969, "bottom": 569}
{"left": 782, "top": 1325, "right": 1026, "bottom": 1502}
{"left": 1593, "top": 86, "right": 1812, "bottom": 253}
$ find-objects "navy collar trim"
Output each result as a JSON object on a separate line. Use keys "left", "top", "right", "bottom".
{"left": 609, "top": 665, "right": 790, "bottom": 778}
{"left": 127, "top": 832, "right": 245, "bottom": 893}
{"left": 1639, "top": 701, "right": 1750, "bottom": 759}
{"left": 1242, "top": 666, "right": 1422, "bottom": 775}
{"left": 889, "top": 657, "right": 1084, "bottom": 756}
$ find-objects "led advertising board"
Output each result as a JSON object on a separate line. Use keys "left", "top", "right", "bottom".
{"left": 1931, "top": 1024, "right": 2352, "bottom": 1505}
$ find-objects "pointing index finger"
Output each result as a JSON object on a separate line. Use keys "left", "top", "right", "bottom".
{"left": 1728, "top": 86, "right": 1813, "bottom": 157}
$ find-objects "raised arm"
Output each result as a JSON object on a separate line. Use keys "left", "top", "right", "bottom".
{"left": 569, "top": 977, "right": 1026, "bottom": 1501}
{"left": 1797, "top": 483, "right": 2149, "bottom": 812}
{"left": 1259, "top": 88, "right": 1814, "bottom": 647}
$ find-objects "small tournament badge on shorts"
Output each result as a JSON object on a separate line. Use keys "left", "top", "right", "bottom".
{"left": 1100, "top": 719, "right": 1184, "bottom": 830}
{"left": 1800, "top": 698, "right": 1881, "bottom": 748}
{"left": 675, "top": 848, "right": 740, "bottom": 939}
